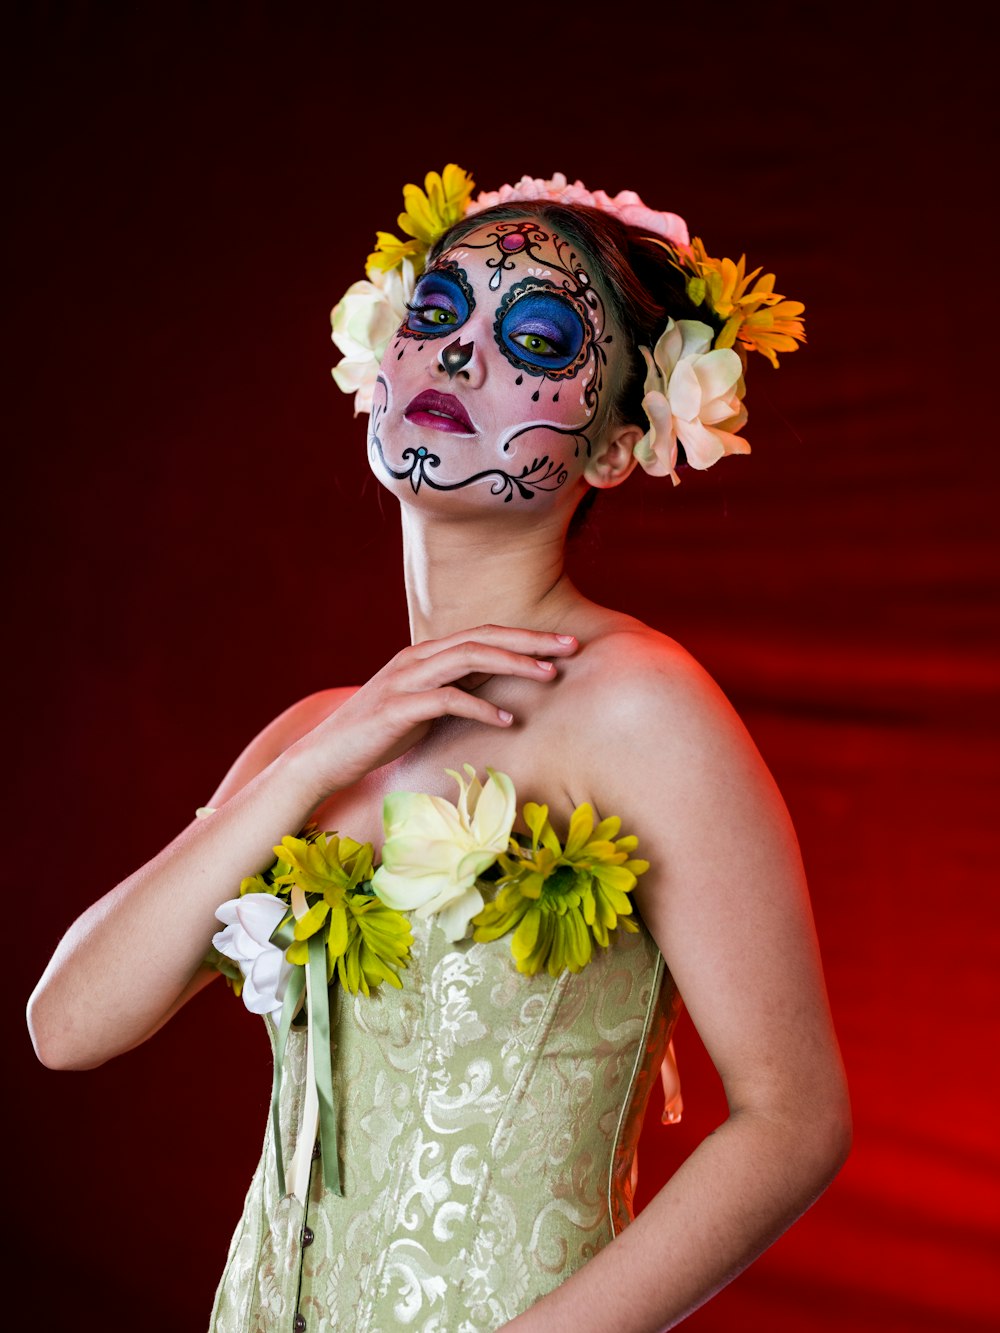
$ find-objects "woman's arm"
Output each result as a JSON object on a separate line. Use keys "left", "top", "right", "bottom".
{"left": 26, "top": 689, "right": 342, "bottom": 1071}
{"left": 505, "top": 635, "right": 851, "bottom": 1331}
{"left": 27, "top": 626, "right": 579, "bottom": 1070}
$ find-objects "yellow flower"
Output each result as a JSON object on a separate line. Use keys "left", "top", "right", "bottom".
{"left": 472, "top": 802, "right": 648, "bottom": 976}
{"left": 366, "top": 232, "right": 424, "bottom": 276}
{"left": 398, "top": 164, "right": 475, "bottom": 245}
{"left": 731, "top": 299, "right": 806, "bottom": 369}
{"left": 266, "top": 832, "right": 413, "bottom": 992}
{"left": 683, "top": 237, "right": 806, "bottom": 366}
{"left": 366, "top": 164, "right": 475, "bottom": 278}
{"left": 336, "top": 893, "right": 413, "bottom": 996}
{"left": 270, "top": 832, "right": 374, "bottom": 966}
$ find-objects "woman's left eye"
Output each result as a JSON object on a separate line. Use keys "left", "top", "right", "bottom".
{"left": 495, "top": 285, "right": 587, "bottom": 374}
{"left": 511, "top": 330, "right": 561, "bottom": 356}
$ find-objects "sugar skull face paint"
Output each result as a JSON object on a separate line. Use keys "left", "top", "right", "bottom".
{"left": 368, "top": 220, "right": 618, "bottom": 507}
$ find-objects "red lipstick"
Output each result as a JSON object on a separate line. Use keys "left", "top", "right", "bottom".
{"left": 403, "top": 390, "right": 476, "bottom": 435}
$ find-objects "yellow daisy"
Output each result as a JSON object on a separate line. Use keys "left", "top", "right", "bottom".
{"left": 683, "top": 237, "right": 806, "bottom": 365}
{"left": 472, "top": 801, "right": 647, "bottom": 976}
{"left": 270, "top": 832, "right": 373, "bottom": 965}
{"left": 367, "top": 164, "right": 475, "bottom": 278}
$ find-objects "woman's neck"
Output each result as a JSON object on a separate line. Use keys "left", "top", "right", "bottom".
{"left": 400, "top": 505, "right": 582, "bottom": 643}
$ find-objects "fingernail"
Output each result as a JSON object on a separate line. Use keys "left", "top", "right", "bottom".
{"left": 556, "top": 635, "right": 576, "bottom": 644}
{"left": 498, "top": 709, "right": 513, "bottom": 723}
{"left": 536, "top": 659, "right": 555, "bottom": 670}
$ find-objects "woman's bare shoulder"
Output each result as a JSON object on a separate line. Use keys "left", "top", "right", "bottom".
{"left": 559, "top": 615, "right": 769, "bottom": 813}
{"left": 571, "top": 615, "right": 735, "bottom": 732}
{"left": 206, "top": 685, "right": 359, "bottom": 807}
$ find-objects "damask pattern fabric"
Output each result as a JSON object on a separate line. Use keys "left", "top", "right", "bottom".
{"left": 210, "top": 903, "right": 679, "bottom": 1333}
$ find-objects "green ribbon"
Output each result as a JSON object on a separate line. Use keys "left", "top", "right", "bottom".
{"left": 269, "top": 956, "right": 304, "bottom": 1200}
{"left": 266, "top": 910, "right": 342, "bottom": 1199}
{"left": 307, "top": 931, "right": 341, "bottom": 1195}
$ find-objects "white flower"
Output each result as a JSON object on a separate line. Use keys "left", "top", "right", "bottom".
{"left": 633, "top": 318, "right": 749, "bottom": 485}
{"left": 467, "top": 172, "right": 690, "bottom": 248}
{"left": 212, "top": 895, "right": 293, "bottom": 1016}
{"left": 330, "top": 259, "right": 415, "bottom": 415}
{"left": 372, "top": 765, "right": 516, "bottom": 942}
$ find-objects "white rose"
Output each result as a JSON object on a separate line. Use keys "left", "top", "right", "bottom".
{"left": 330, "top": 260, "right": 415, "bottom": 415}
{"left": 372, "top": 765, "right": 516, "bottom": 942}
{"left": 212, "top": 895, "right": 293, "bottom": 1016}
{"left": 633, "top": 318, "right": 749, "bottom": 484}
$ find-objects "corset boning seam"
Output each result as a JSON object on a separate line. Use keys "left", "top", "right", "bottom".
{"left": 452, "top": 967, "right": 573, "bottom": 1303}
{"left": 606, "top": 949, "right": 665, "bottom": 1234}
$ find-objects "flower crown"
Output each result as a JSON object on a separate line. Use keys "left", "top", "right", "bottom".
{"left": 330, "top": 166, "right": 805, "bottom": 484}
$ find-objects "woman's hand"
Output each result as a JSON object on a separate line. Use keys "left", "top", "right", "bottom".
{"left": 289, "top": 625, "right": 578, "bottom": 798}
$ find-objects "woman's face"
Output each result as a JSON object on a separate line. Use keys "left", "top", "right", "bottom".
{"left": 368, "top": 218, "right": 622, "bottom": 512}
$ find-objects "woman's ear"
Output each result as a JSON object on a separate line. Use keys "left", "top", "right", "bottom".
{"left": 583, "top": 422, "right": 644, "bottom": 490}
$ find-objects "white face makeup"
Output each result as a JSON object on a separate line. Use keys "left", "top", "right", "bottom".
{"left": 367, "top": 219, "right": 619, "bottom": 509}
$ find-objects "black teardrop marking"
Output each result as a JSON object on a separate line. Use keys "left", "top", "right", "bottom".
{"left": 503, "top": 442, "right": 511, "bottom": 452}
{"left": 531, "top": 390, "right": 539, "bottom": 402}
{"left": 396, "top": 348, "right": 405, "bottom": 359}
{"left": 515, "top": 375, "right": 523, "bottom": 385}
{"left": 552, "top": 391, "right": 559, "bottom": 402}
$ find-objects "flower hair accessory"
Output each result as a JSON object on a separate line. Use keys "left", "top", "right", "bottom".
{"left": 631, "top": 241, "right": 806, "bottom": 483}
{"left": 329, "top": 166, "right": 805, "bottom": 478}
{"left": 330, "top": 165, "right": 475, "bottom": 414}
{"left": 466, "top": 171, "right": 690, "bottom": 248}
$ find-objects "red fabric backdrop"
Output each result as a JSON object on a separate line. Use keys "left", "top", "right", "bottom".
{"left": 7, "top": 6, "right": 997, "bottom": 1330}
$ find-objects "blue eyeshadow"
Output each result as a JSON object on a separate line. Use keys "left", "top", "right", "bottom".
{"left": 496, "top": 287, "right": 587, "bottom": 372}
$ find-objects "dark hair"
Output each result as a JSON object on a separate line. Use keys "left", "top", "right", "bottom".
{"left": 430, "top": 201, "right": 721, "bottom": 437}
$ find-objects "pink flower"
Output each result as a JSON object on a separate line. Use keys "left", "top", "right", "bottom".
{"left": 466, "top": 173, "right": 689, "bottom": 247}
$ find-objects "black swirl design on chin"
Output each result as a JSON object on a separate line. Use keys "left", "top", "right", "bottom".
{"left": 368, "top": 380, "right": 575, "bottom": 503}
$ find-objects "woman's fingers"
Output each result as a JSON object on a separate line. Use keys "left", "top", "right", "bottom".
{"left": 298, "top": 626, "right": 578, "bottom": 796}
{"left": 397, "top": 640, "right": 567, "bottom": 690}
{"left": 401, "top": 687, "right": 515, "bottom": 729}
{"left": 407, "top": 625, "right": 577, "bottom": 661}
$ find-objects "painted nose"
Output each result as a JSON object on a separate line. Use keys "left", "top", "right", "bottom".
{"left": 438, "top": 338, "right": 474, "bottom": 379}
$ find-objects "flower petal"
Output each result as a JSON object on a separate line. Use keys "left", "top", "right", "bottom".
{"left": 469, "top": 769, "right": 517, "bottom": 847}
{"left": 433, "top": 885, "right": 485, "bottom": 941}
{"left": 666, "top": 357, "right": 703, "bottom": 422}
{"left": 634, "top": 391, "right": 679, "bottom": 482}
{"left": 692, "top": 348, "right": 743, "bottom": 404}
{"left": 676, "top": 417, "right": 751, "bottom": 470}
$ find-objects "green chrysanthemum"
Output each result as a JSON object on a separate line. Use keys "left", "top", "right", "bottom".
{"left": 262, "top": 832, "right": 410, "bottom": 990}
{"left": 336, "top": 892, "right": 413, "bottom": 996}
{"left": 471, "top": 801, "right": 648, "bottom": 976}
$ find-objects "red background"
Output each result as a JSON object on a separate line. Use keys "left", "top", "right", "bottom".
{"left": 7, "top": 6, "right": 997, "bottom": 1330}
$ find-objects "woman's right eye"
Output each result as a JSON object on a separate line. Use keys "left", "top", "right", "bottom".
{"left": 407, "top": 303, "right": 458, "bottom": 329}
{"left": 401, "top": 264, "right": 474, "bottom": 338}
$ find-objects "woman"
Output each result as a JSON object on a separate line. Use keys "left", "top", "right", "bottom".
{"left": 28, "top": 167, "right": 850, "bottom": 1331}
